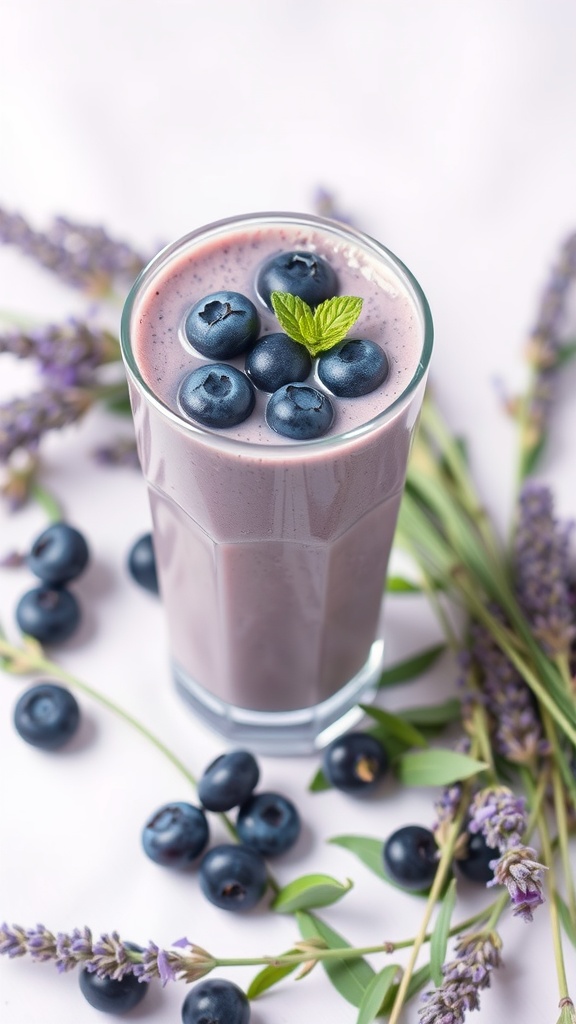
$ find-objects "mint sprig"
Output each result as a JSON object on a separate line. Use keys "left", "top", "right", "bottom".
{"left": 270, "top": 291, "right": 363, "bottom": 357}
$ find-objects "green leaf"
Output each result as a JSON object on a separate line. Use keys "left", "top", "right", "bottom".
{"left": 308, "top": 766, "right": 331, "bottom": 792}
{"left": 105, "top": 392, "right": 133, "bottom": 415}
{"left": 359, "top": 704, "right": 428, "bottom": 749}
{"left": 381, "top": 962, "right": 432, "bottom": 1012}
{"left": 555, "top": 893, "right": 576, "bottom": 949}
{"left": 270, "top": 291, "right": 363, "bottom": 356}
{"left": 272, "top": 874, "right": 353, "bottom": 914}
{"left": 397, "top": 698, "right": 462, "bottom": 729}
{"left": 329, "top": 835, "right": 386, "bottom": 881}
{"left": 296, "top": 911, "right": 375, "bottom": 1007}
{"left": 377, "top": 644, "right": 446, "bottom": 689}
{"left": 430, "top": 878, "right": 457, "bottom": 985}
{"left": 386, "top": 576, "right": 422, "bottom": 593}
{"left": 247, "top": 955, "right": 299, "bottom": 998}
{"left": 397, "top": 748, "right": 487, "bottom": 787}
{"left": 554, "top": 339, "right": 576, "bottom": 367}
{"left": 356, "top": 964, "right": 400, "bottom": 1024}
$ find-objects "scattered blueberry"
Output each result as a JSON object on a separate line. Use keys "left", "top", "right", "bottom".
{"left": 318, "top": 339, "right": 389, "bottom": 397}
{"left": 178, "top": 364, "right": 255, "bottom": 429}
{"left": 383, "top": 825, "right": 439, "bottom": 891}
{"left": 198, "top": 750, "right": 260, "bottom": 812}
{"left": 127, "top": 533, "right": 159, "bottom": 594}
{"left": 184, "top": 291, "right": 259, "bottom": 358}
{"left": 245, "top": 333, "right": 311, "bottom": 392}
{"left": 142, "top": 802, "right": 209, "bottom": 868}
{"left": 236, "top": 792, "right": 301, "bottom": 857}
{"left": 27, "top": 522, "right": 89, "bottom": 585}
{"left": 199, "top": 843, "right": 267, "bottom": 911}
{"left": 181, "top": 979, "right": 250, "bottom": 1024}
{"left": 266, "top": 383, "right": 334, "bottom": 440}
{"left": 322, "top": 732, "right": 389, "bottom": 794}
{"left": 456, "top": 831, "right": 498, "bottom": 883}
{"left": 13, "top": 682, "right": 80, "bottom": 750}
{"left": 256, "top": 250, "right": 338, "bottom": 309}
{"left": 15, "top": 585, "right": 81, "bottom": 644}
{"left": 79, "top": 961, "right": 148, "bottom": 1015}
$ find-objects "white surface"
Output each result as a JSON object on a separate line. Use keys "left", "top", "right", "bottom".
{"left": 0, "top": 2, "right": 575, "bottom": 1022}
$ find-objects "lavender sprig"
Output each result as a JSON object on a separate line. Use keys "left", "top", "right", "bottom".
{"left": 0, "top": 924, "right": 214, "bottom": 985}
{"left": 514, "top": 482, "right": 575, "bottom": 657}
{"left": 468, "top": 786, "right": 527, "bottom": 850}
{"left": 0, "top": 207, "right": 147, "bottom": 295}
{"left": 0, "top": 388, "right": 93, "bottom": 461}
{"left": 0, "top": 320, "right": 119, "bottom": 387}
{"left": 418, "top": 930, "right": 503, "bottom": 1024}
{"left": 488, "top": 847, "right": 547, "bottom": 922}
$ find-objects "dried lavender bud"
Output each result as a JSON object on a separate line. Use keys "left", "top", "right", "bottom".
{"left": 0, "top": 388, "right": 92, "bottom": 461}
{"left": 488, "top": 846, "right": 547, "bottom": 922}
{"left": 527, "top": 232, "right": 576, "bottom": 368}
{"left": 514, "top": 482, "right": 575, "bottom": 656}
{"left": 0, "top": 207, "right": 147, "bottom": 294}
{"left": 312, "top": 187, "right": 353, "bottom": 224}
{"left": 468, "top": 786, "right": 527, "bottom": 851}
{"left": 0, "top": 320, "right": 119, "bottom": 387}
{"left": 468, "top": 615, "right": 548, "bottom": 763}
{"left": 419, "top": 930, "right": 502, "bottom": 1024}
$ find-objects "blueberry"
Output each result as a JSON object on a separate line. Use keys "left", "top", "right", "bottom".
{"left": 266, "top": 383, "right": 334, "bottom": 440}
{"left": 178, "top": 364, "right": 255, "bottom": 429}
{"left": 322, "top": 732, "right": 389, "bottom": 794}
{"left": 318, "top": 339, "right": 389, "bottom": 397}
{"left": 383, "top": 825, "right": 439, "bottom": 891}
{"left": 456, "top": 831, "right": 498, "bottom": 883}
{"left": 142, "top": 801, "right": 209, "bottom": 867}
{"left": 127, "top": 533, "right": 159, "bottom": 594}
{"left": 79, "top": 960, "right": 148, "bottom": 1015}
{"left": 13, "top": 682, "right": 80, "bottom": 750}
{"left": 184, "top": 291, "right": 259, "bottom": 358}
{"left": 15, "top": 586, "right": 81, "bottom": 644}
{"left": 245, "top": 333, "right": 311, "bottom": 392}
{"left": 182, "top": 979, "right": 250, "bottom": 1024}
{"left": 236, "top": 792, "right": 301, "bottom": 857}
{"left": 198, "top": 750, "right": 259, "bottom": 812}
{"left": 27, "top": 522, "right": 89, "bottom": 585}
{"left": 256, "top": 250, "right": 338, "bottom": 310}
{"left": 199, "top": 843, "right": 267, "bottom": 911}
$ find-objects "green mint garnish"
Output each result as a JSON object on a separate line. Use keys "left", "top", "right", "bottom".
{"left": 270, "top": 291, "right": 363, "bottom": 357}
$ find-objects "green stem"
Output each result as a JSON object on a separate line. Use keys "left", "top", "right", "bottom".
{"left": 542, "top": 710, "right": 576, "bottom": 924}
{"left": 0, "top": 637, "right": 238, "bottom": 841}
{"left": 29, "top": 482, "right": 64, "bottom": 523}
{"left": 537, "top": 786, "right": 571, "bottom": 1001}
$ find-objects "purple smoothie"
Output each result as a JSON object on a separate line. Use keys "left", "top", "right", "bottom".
{"left": 121, "top": 213, "right": 432, "bottom": 752}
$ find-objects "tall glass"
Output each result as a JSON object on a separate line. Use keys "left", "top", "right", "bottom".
{"left": 120, "top": 212, "right": 433, "bottom": 755}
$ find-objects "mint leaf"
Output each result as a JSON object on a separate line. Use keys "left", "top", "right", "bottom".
{"left": 271, "top": 291, "right": 363, "bottom": 356}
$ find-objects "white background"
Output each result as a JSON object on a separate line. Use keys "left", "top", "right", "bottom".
{"left": 0, "top": 2, "right": 575, "bottom": 1022}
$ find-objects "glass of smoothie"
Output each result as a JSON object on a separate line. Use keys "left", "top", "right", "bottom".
{"left": 120, "top": 212, "right": 433, "bottom": 755}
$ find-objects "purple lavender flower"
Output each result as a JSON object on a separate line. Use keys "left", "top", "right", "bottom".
{"left": 0, "top": 923, "right": 215, "bottom": 986}
{"left": 527, "top": 232, "right": 576, "bottom": 369}
{"left": 514, "top": 482, "right": 575, "bottom": 656}
{"left": 92, "top": 437, "right": 139, "bottom": 469}
{"left": 419, "top": 930, "right": 502, "bottom": 1024}
{"left": 0, "top": 207, "right": 147, "bottom": 294}
{"left": 468, "top": 786, "right": 527, "bottom": 850}
{"left": 0, "top": 387, "right": 93, "bottom": 461}
{"left": 467, "top": 617, "right": 548, "bottom": 763}
{"left": 312, "top": 187, "right": 354, "bottom": 224}
{"left": 488, "top": 846, "right": 547, "bottom": 922}
{"left": 0, "top": 320, "right": 119, "bottom": 387}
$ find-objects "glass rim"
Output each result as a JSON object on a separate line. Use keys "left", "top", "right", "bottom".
{"left": 120, "top": 210, "right": 434, "bottom": 458}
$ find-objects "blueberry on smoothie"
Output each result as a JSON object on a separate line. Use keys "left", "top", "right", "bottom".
{"left": 318, "top": 339, "right": 389, "bottom": 397}
{"left": 266, "top": 383, "right": 334, "bottom": 440}
{"left": 256, "top": 251, "right": 338, "bottom": 309}
{"left": 178, "top": 364, "right": 255, "bottom": 429}
{"left": 184, "top": 291, "right": 260, "bottom": 358}
{"left": 245, "top": 333, "right": 311, "bottom": 392}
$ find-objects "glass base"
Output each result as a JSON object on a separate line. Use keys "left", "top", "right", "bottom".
{"left": 172, "top": 639, "right": 384, "bottom": 756}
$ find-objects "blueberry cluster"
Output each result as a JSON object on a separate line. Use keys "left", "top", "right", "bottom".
{"left": 15, "top": 522, "right": 89, "bottom": 645}
{"left": 178, "top": 250, "right": 389, "bottom": 440}
{"left": 142, "top": 749, "right": 301, "bottom": 913}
